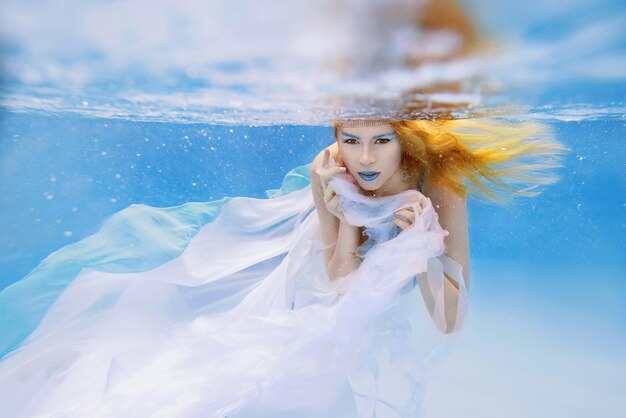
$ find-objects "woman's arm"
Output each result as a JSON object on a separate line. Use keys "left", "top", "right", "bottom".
{"left": 310, "top": 149, "right": 363, "bottom": 280}
{"left": 421, "top": 177, "right": 470, "bottom": 333}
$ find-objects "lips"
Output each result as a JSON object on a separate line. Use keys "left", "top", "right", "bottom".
{"left": 357, "top": 171, "right": 380, "bottom": 182}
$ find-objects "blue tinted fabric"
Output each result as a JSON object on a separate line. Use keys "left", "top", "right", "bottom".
{"left": 0, "top": 164, "right": 313, "bottom": 357}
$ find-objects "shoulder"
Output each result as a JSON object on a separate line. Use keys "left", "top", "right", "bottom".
{"left": 422, "top": 176, "right": 466, "bottom": 207}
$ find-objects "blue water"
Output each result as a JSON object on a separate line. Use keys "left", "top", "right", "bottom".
{"left": 2, "top": 114, "right": 623, "bottom": 288}
{"left": 1, "top": 0, "right": 625, "bottom": 416}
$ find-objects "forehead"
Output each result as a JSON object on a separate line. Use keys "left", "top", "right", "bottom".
{"left": 339, "top": 124, "right": 394, "bottom": 139}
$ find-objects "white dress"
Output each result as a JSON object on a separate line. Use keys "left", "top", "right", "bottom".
{"left": 0, "top": 163, "right": 468, "bottom": 418}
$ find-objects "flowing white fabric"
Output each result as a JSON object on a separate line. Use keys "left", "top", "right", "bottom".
{"left": 0, "top": 171, "right": 468, "bottom": 418}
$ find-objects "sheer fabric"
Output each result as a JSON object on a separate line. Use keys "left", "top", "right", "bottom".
{"left": 0, "top": 163, "right": 467, "bottom": 418}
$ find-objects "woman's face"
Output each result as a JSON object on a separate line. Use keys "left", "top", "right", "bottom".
{"left": 336, "top": 124, "right": 402, "bottom": 192}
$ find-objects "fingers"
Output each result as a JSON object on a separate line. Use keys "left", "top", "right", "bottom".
{"left": 327, "top": 193, "right": 339, "bottom": 209}
{"left": 393, "top": 208, "right": 415, "bottom": 223}
{"left": 416, "top": 194, "right": 429, "bottom": 213}
{"left": 322, "top": 149, "right": 329, "bottom": 168}
{"left": 393, "top": 207, "right": 415, "bottom": 230}
{"left": 320, "top": 167, "right": 346, "bottom": 182}
{"left": 320, "top": 166, "right": 346, "bottom": 189}
{"left": 323, "top": 184, "right": 336, "bottom": 204}
{"left": 326, "top": 194, "right": 343, "bottom": 220}
{"left": 393, "top": 217, "right": 411, "bottom": 230}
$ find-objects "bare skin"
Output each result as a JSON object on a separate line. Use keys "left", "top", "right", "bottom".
{"left": 310, "top": 124, "right": 470, "bottom": 333}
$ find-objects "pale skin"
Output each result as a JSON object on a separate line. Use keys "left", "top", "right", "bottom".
{"left": 310, "top": 124, "right": 470, "bottom": 333}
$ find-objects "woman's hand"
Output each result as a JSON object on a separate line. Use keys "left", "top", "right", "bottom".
{"left": 318, "top": 149, "right": 349, "bottom": 222}
{"left": 392, "top": 195, "right": 428, "bottom": 230}
{"left": 312, "top": 148, "right": 362, "bottom": 280}
{"left": 392, "top": 207, "right": 415, "bottom": 230}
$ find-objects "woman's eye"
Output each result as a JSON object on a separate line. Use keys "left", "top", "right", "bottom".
{"left": 343, "top": 138, "right": 358, "bottom": 144}
{"left": 375, "top": 138, "right": 390, "bottom": 144}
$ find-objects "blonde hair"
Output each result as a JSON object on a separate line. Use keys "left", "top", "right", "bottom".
{"left": 334, "top": 118, "right": 566, "bottom": 201}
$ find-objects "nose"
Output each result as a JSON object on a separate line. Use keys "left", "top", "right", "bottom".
{"left": 359, "top": 144, "right": 375, "bottom": 166}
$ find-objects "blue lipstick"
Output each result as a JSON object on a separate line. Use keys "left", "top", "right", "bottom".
{"left": 358, "top": 171, "right": 380, "bottom": 182}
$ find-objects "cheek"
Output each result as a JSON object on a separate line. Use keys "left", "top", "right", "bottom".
{"left": 337, "top": 147, "right": 359, "bottom": 169}
{"left": 381, "top": 146, "right": 402, "bottom": 172}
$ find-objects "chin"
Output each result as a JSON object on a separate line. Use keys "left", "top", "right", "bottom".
{"left": 356, "top": 180, "right": 381, "bottom": 191}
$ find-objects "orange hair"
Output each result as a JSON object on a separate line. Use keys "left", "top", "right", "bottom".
{"left": 333, "top": 118, "right": 566, "bottom": 201}
{"left": 389, "top": 119, "right": 566, "bottom": 201}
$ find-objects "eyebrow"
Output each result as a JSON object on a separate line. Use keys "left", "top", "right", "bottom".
{"left": 340, "top": 131, "right": 360, "bottom": 140}
{"left": 372, "top": 132, "right": 396, "bottom": 139}
{"left": 340, "top": 131, "right": 396, "bottom": 140}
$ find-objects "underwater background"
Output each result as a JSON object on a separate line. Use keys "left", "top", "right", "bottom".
{"left": 1, "top": 0, "right": 625, "bottom": 417}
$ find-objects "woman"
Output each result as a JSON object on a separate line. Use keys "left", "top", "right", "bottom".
{"left": 312, "top": 119, "right": 470, "bottom": 334}
{"left": 317, "top": 116, "right": 565, "bottom": 329}
{"left": 0, "top": 117, "right": 563, "bottom": 417}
